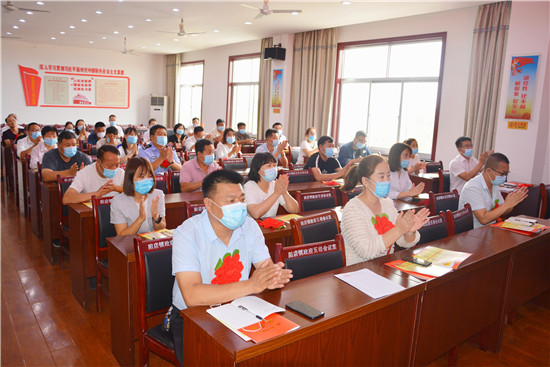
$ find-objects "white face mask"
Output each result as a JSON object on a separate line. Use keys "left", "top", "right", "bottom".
{"left": 97, "top": 132, "right": 106, "bottom": 138}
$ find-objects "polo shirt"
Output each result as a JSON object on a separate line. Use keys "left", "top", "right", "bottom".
{"left": 110, "top": 189, "right": 166, "bottom": 234}
{"left": 255, "top": 143, "right": 282, "bottom": 161}
{"left": 338, "top": 141, "right": 371, "bottom": 166}
{"left": 304, "top": 152, "right": 341, "bottom": 174}
{"left": 458, "top": 173, "right": 504, "bottom": 229}
{"left": 235, "top": 131, "right": 252, "bottom": 141}
{"left": 30, "top": 141, "right": 57, "bottom": 169}
{"left": 389, "top": 169, "right": 413, "bottom": 200}
{"left": 171, "top": 210, "right": 270, "bottom": 310}
{"left": 179, "top": 159, "right": 220, "bottom": 190}
{"left": 137, "top": 144, "right": 181, "bottom": 175}
{"left": 68, "top": 162, "right": 124, "bottom": 196}
{"left": 41, "top": 149, "right": 91, "bottom": 174}
{"left": 2, "top": 128, "right": 24, "bottom": 146}
{"left": 449, "top": 154, "right": 479, "bottom": 194}
{"left": 87, "top": 133, "right": 100, "bottom": 145}
{"left": 16, "top": 136, "right": 38, "bottom": 158}
{"left": 244, "top": 180, "right": 285, "bottom": 218}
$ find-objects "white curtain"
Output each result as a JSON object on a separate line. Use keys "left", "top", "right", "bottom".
{"left": 166, "top": 53, "right": 182, "bottom": 128}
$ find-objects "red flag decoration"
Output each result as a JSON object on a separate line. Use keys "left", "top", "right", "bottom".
{"left": 19, "top": 65, "right": 41, "bottom": 106}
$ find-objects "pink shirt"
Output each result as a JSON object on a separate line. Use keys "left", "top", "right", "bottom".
{"left": 179, "top": 158, "right": 220, "bottom": 191}
{"left": 30, "top": 141, "right": 57, "bottom": 169}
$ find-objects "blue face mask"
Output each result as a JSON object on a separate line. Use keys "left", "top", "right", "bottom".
{"left": 463, "top": 148, "right": 474, "bottom": 158}
{"left": 203, "top": 154, "right": 214, "bottom": 165}
{"left": 212, "top": 201, "right": 247, "bottom": 230}
{"left": 367, "top": 177, "right": 391, "bottom": 198}
{"left": 64, "top": 146, "right": 77, "bottom": 158}
{"left": 412, "top": 148, "right": 419, "bottom": 155}
{"left": 324, "top": 147, "right": 335, "bottom": 158}
{"left": 31, "top": 131, "right": 41, "bottom": 140}
{"left": 109, "top": 121, "right": 116, "bottom": 126}
{"left": 226, "top": 136, "right": 235, "bottom": 144}
{"left": 101, "top": 163, "right": 118, "bottom": 178}
{"left": 276, "top": 130, "right": 282, "bottom": 136}
{"left": 401, "top": 159, "right": 410, "bottom": 169}
{"left": 272, "top": 139, "right": 279, "bottom": 147}
{"left": 77, "top": 125, "right": 83, "bottom": 132}
{"left": 355, "top": 142, "right": 365, "bottom": 150}
{"left": 239, "top": 129, "right": 246, "bottom": 135}
{"left": 135, "top": 178, "right": 154, "bottom": 194}
{"left": 156, "top": 136, "right": 168, "bottom": 146}
{"left": 127, "top": 135, "right": 138, "bottom": 144}
{"left": 490, "top": 170, "right": 507, "bottom": 186}
{"left": 44, "top": 137, "right": 57, "bottom": 146}
{"left": 308, "top": 135, "right": 316, "bottom": 142}
{"left": 67, "top": 129, "right": 74, "bottom": 133}
{"left": 217, "top": 126, "right": 224, "bottom": 131}
{"left": 176, "top": 129, "right": 184, "bottom": 136}
{"left": 262, "top": 167, "right": 277, "bottom": 182}
{"left": 106, "top": 137, "right": 111, "bottom": 143}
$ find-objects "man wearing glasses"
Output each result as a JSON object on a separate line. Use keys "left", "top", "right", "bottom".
{"left": 458, "top": 153, "right": 528, "bottom": 229}
{"left": 449, "top": 136, "right": 493, "bottom": 193}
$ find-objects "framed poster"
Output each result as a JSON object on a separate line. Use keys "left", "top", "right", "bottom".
{"left": 504, "top": 55, "right": 539, "bottom": 120}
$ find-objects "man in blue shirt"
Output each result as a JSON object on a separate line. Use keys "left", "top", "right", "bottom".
{"left": 138, "top": 125, "right": 181, "bottom": 175}
{"left": 338, "top": 130, "right": 371, "bottom": 166}
{"left": 87, "top": 122, "right": 106, "bottom": 145}
{"left": 170, "top": 170, "right": 293, "bottom": 365}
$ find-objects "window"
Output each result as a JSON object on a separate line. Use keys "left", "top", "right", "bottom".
{"left": 228, "top": 54, "right": 260, "bottom": 136}
{"left": 179, "top": 61, "right": 204, "bottom": 128}
{"left": 333, "top": 34, "right": 445, "bottom": 158}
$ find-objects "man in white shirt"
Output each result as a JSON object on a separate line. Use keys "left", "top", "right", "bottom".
{"left": 458, "top": 153, "right": 527, "bottom": 228}
{"left": 62, "top": 145, "right": 124, "bottom": 204}
{"left": 30, "top": 125, "right": 58, "bottom": 169}
{"left": 108, "top": 114, "right": 124, "bottom": 137}
{"left": 17, "top": 122, "right": 42, "bottom": 160}
{"left": 96, "top": 126, "right": 119, "bottom": 149}
{"left": 255, "top": 129, "right": 288, "bottom": 167}
{"left": 184, "top": 126, "right": 206, "bottom": 152}
{"left": 210, "top": 118, "right": 226, "bottom": 144}
{"left": 141, "top": 118, "right": 156, "bottom": 143}
{"left": 449, "top": 136, "right": 492, "bottom": 194}
{"left": 272, "top": 122, "right": 287, "bottom": 142}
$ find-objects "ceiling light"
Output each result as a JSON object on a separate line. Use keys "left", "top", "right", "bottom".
{"left": 12, "top": 26, "right": 19, "bottom": 29}
{"left": 156, "top": 43, "right": 161, "bottom": 46}
{"left": 145, "top": 18, "right": 152, "bottom": 22}
{"left": 19, "top": 19, "right": 26, "bottom": 23}
{"left": 36, "top": 1, "right": 44, "bottom": 5}
{"left": 95, "top": 10, "right": 102, "bottom": 15}
{"left": 173, "top": 38, "right": 178, "bottom": 42}
{"left": 81, "top": 19, "right": 87, "bottom": 22}
{"left": 244, "top": 21, "right": 252, "bottom": 25}
{"left": 341, "top": 1, "right": 351, "bottom": 4}
{"left": 191, "top": 34, "right": 197, "bottom": 37}
{"left": 213, "top": 29, "right": 220, "bottom": 33}
{"left": 6, "top": 32, "right": 12, "bottom": 35}
{"left": 89, "top": 41, "right": 94, "bottom": 44}
{"left": 101, "top": 36, "right": 107, "bottom": 40}
{"left": 141, "top": 46, "right": 146, "bottom": 49}
{"left": 172, "top": 8, "right": 179, "bottom": 12}
{"left": 51, "top": 37, "right": 56, "bottom": 40}
{"left": 291, "top": 11, "right": 299, "bottom": 15}
{"left": 59, "top": 31, "right": 65, "bottom": 34}
{"left": 128, "top": 25, "right": 134, "bottom": 29}
{"left": 113, "top": 31, "right": 119, "bottom": 34}
{"left": 26, "top": 11, "right": 33, "bottom": 15}
{"left": 69, "top": 25, "right": 76, "bottom": 29}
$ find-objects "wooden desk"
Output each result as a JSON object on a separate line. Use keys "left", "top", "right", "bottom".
{"left": 28, "top": 169, "right": 42, "bottom": 238}
{"left": 182, "top": 261, "right": 424, "bottom": 366}
{"left": 410, "top": 173, "right": 440, "bottom": 194}
{"left": 41, "top": 181, "right": 60, "bottom": 264}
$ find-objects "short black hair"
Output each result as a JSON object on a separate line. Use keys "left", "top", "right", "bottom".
{"left": 192, "top": 117, "right": 199, "bottom": 122}
{"left": 58, "top": 130, "right": 77, "bottom": 143}
{"left": 76, "top": 119, "right": 84, "bottom": 125}
{"left": 222, "top": 128, "right": 235, "bottom": 144}
{"left": 388, "top": 143, "right": 412, "bottom": 172}
{"left": 148, "top": 118, "right": 156, "bottom": 125}
{"left": 195, "top": 138, "right": 212, "bottom": 154}
{"left": 173, "top": 123, "right": 184, "bottom": 134}
{"left": 65, "top": 121, "right": 74, "bottom": 128}
{"left": 109, "top": 114, "right": 116, "bottom": 119}
{"left": 216, "top": 118, "right": 225, "bottom": 125}
{"left": 202, "top": 169, "right": 244, "bottom": 199}
{"left": 5, "top": 113, "right": 16, "bottom": 123}
{"left": 305, "top": 127, "right": 315, "bottom": 135}
{"left": 26, "top": 122, "right": 39, "bottom": 131}
{"left": 455, "top": 136, "right": 472, "bottom": 149}
{"left": 485, "top": 153, "right": 509, "bottom": 170}
{"left": 237, "top": 122, "right": 246, "bottom": 129}
{"left": 41, "top": 125, "right": 58, "bottom": 137}
{"left": 355, "top": 130, "right": 367, "bottom": 139}
{"left": 150, "top": 124, "right": 166, "bottom": 136}
{"left": 265, "top": 128, "right": 278, "bottom": 139}
{"left": 404, "top": 138, "right": 417, "bottom": 146}
{"left": 317, "top": 135, "right": 333, "bottom": 147}
{"left": 272, "top": 122, "right": 282, "bottom": 128}
{"left": 248, "top": 153, "right": 277, "bottom": 183}
{"left": 95, "top": 121, "right": 106, "bottom": 129}
{"left": 97, "top": 144, "right": 120, "bottom": 161}
{"left": 106, "top": 126, "right": 118, "bottom": 135}
{"left": 194, "top": 126, "right": 204, "bottom": 135}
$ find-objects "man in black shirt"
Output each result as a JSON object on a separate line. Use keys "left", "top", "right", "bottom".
{"left": 41, "top": 131, "right": 91, "bottom": 182}
{"left": 304, "top": 135, "right": 358, "bottom": 182}
{"left": 2, "top": 114, "right": 24, "bottom": 148}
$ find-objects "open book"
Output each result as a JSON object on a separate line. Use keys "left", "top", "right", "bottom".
{"left": 206, "top": 296, "right": 299, "bottom": 343}
{"left": 491, "top": 217, "right": 548, "bottom": 235}
{"left": 138, "top": 229, "right": 173, "bottom": 240}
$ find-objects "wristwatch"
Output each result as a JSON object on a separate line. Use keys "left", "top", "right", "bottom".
{"left": 153, "top": 216, "right": 162, "bottom": 224}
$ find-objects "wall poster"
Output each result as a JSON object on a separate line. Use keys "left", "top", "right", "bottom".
{"left": 504, "top": 55, "right": 539, "bottom": 120}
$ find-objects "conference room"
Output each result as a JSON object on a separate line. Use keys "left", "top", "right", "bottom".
{"left": 1, "top": 1, "right": 549, "bottom": 366}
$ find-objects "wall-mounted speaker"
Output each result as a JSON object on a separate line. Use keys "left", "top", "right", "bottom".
{"left": 264, "top": 47, "right": 286, "bottom": 61}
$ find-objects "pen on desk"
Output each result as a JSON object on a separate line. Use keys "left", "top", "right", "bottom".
{"left": 238, "top": 305, "right": 266, "bottom": 322}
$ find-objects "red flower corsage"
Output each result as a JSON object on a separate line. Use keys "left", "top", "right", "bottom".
{"left": 371, "top": 214, "right": 395, "bottom": 235}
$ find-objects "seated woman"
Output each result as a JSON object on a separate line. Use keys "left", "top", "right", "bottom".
{"left": 75, "top": 119, "right": 89, "bottom": 143}
{"left": 216, "top": 128, "right": 240, "bottom": 159}
{"left": 64, "top": 121, "right": 75, "bottom": 133}
{"left": 118, "top": 127, "right": 140, "bottom": 164}
{"left": 340, "top": 155, "right": 430, "bottom": 265}
{"left": 244, "top": 152, "right": 299, "bottom": 219}
{"left": 403, "top": 138, "right": 427, "bottom": 175}
{"left": 388, "top": 143, "right": 425, "bottom": 200}
{"left": 110, "top": 157, "right": 166, "bottom": 236}
{"left": 168, "top": 123, "right": 187, "bottom": 151}
{"left": 296, "top": 127, "right": 318, "bottom": 165}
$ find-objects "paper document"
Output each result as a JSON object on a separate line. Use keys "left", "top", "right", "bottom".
{"left": 335, "top": 268, "right": 405, "bottom": 299}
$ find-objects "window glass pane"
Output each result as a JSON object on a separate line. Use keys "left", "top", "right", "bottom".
{"left": 179, "top": 85, "right": 202, "bottom": 127}
{"left": 337, "top": 82, "right": 369, "bottom": 145}
{"left": 232, "top": 58, "right": 259, "bottom": 83}
{"left": 342, "top": 45, "right": 388, "bottom": 79}
{"left": 180, "top": 63, "right": 204, "bottom": 85}
{"left": 389, "top": 41, "right": 442, "bottom": 78}
{"left": 399, "top": 82, "right": 437, "bottom": 154}
{"left": 231, "top": 85, "right": 258, "bottom": 136}
{"left": 367, "top": 83, "right": 401, "bottom": 149}
{"left": 190, "top": 86, "right": 202, "bottom": 125}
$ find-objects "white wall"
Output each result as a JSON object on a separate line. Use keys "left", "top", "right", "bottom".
{"left": 1, "top": 39, "right": 165, "bottom": 126}
{"left": 268, "top": 34, "right": 295, "bottom": 130}
{"left": 494, "top": 1, "right": 550, "bottom": 184}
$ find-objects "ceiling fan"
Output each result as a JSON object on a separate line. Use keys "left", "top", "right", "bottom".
{"left": 121, "top": 37, "right": 137, "bottom": 56}
{"left": 241, "top": 0, "right": 302, "bottom": 19}
{"left": 2, "top": 1, "right": 50, "bottom": 13}
{"left": 157, "top": 18, "right": 205, "bottom": 37}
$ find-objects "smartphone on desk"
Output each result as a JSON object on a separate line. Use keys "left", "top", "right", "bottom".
{"left": 402, "top": 256, "right": 432, "bottom": 267}
{"left": 286, "top": 300, "right": 324, "bottom": 320}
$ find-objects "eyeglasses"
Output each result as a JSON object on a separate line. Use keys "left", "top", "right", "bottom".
{"left": 491, "top": 168, "right": 509, "bottom": 176}
{"left": 461, "top": 144, "right": 474, "bottom": 149}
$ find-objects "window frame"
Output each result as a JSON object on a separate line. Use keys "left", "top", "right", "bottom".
{"left": 226, "top": 53, "right": 261, "bottom": 132}
{"left": 179, "top": 60, "right": 205, "bottom": 127}
{"left": 331, "top": 32, "right": 446, "bottom": 160}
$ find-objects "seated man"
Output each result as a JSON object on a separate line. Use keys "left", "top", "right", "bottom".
{"left": 16, "top": 122, "right": 42, "bottom": 160}
{"left": 30, "top": 125, "right": 58, "bottom": 169}
{"left": 210, "top": 118, "right": 226, "bottom": 144}
{"left": 108, "top": 114, "right": 124, "bottom": 137}
{"left": 450, "top": 136, "right": 492, "bottom": 194}
{"left": 87, "top": 122, "right": 106, "bottom": 146}
{"left": 41, "top": 131, "right": 91, "bottom": 182}
{"left": 235, "top": 122, "right": 254, "bottom": 145}
{"left": 186, "top": 117, "right": 201, "bottom": 137}
{"left": 2, "top": 113, "right": 24, "bottom": 148}
{"left": 184, "top": 126, "right": 205, "bottom": 152}
{"left": 141, "top": 118, "right": 156, "bottom": 143}
{"left": 62, "top": 145, "right": 124, "bottom": 204}
{"left": 458, "top": 153, "right": 528, "bottom": 229}
{"left": 180, "top": 139, "right": 220, "bottom": 192}
{"left": 255, "top": 129, "right": 288, "bottom": 167}
{"left": 304, "top": 135, "right": 357, "bottom": 182}
{"left": 272, "top": 122, "right": 287, "bottom": 142}
{"left": 170, "top": 169, "right": 293, "bottom": 366}
{"left": 138, "top": 125, "right": 181, "bottom": 175}
{"left": 96, "top": 126, "right": 119, "bottom": 149}
{"left": 338, "top": 130, "right": 371, "bottom": 166}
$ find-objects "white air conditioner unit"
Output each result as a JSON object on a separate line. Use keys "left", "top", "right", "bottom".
{"left": 149, "top": 95, "right": 168, "bottom": 125}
